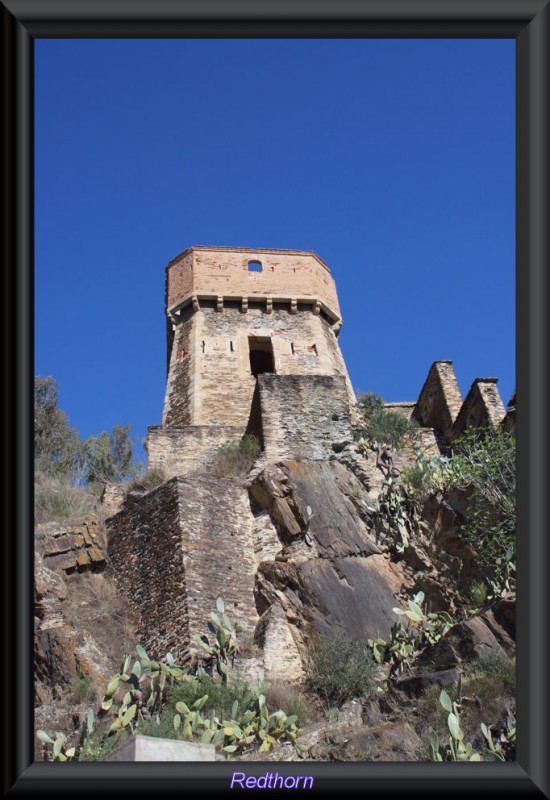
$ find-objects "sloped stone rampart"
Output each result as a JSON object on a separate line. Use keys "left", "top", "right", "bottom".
{"left": 107, "top": 475, "right": 258, "bottom": 662}
{"left": 106, "top": 479, "right": 189, "bottom": 661}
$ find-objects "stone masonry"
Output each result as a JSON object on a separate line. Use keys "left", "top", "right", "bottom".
{"left": 452, "top": 378, "right": 506, "bottom": 439}
{"left": 152, "top": 246, "right": 355, "bottom": 476}
{"left": 107, "top": 476, "right": 258, "bottom": 662}
{"left": 412, "top": 360, "right": 463, "bottom": 441}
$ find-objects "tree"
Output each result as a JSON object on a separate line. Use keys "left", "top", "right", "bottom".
{"left": 109, "top": 424, "right": 134, "bottom": 482}
{"left": 355, "top": 392, "right": 419, "bottom": 450}
{"left": 83, "top": 425, "right": 136, "bottom": 487}
{"left": 35, "top": 375, "right": 138, "bottom": 488}
{"left": 34, "top": 376, "right": 81, "bottom": 482}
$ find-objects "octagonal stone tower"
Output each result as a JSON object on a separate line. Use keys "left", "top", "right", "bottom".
{"left": 148, "top": 246, "right": 355, "bottom": 476}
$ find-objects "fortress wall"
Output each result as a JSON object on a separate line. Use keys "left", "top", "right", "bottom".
{"left": 176, "top": 476, "right": 258, "bottom": 650}
{"left": 107, "top": 476, "right": 258, "bottom": 662}
{"left": 164, "top": 307, "right": 353, "bottom": 428}
{"left": 162, "top": 311, "right": 197, "bottom": 426}
{"left": 107, "top": 479, "right": 189, "bottom": 662}
{"left": 412, "top": 361, "right": 463, "bottom": 439}
{"left": 258, "top": 374, "right": 353, "bottom": 462}
{"left": 147, "top": 424, "right": 244, "bottom": 478}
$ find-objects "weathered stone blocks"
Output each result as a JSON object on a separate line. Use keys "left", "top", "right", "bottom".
{"left": 107, "top": 475, "right": 258, "bottom": 662}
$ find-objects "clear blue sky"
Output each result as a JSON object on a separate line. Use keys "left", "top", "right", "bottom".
{"left": 35, "top": 38, "right": 515, "bottom": 461}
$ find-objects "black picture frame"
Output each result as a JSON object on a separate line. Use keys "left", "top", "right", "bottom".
{"left": 3, "top": 1, "right": 548, "bottom": 796}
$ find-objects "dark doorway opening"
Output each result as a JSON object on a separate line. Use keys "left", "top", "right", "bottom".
{"left": 249, "top": 337, "right": 275, "bottom": 376}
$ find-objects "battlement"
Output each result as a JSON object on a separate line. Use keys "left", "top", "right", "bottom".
{"left": 165, "top": 246, "right": 341, "bottom": 325}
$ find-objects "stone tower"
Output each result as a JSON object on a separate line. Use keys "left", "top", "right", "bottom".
{"left": 147, "top": 246, "right": 356, "bottom": 476}
{"left": 106, "top": 245, "right": 511, "bottom": 669}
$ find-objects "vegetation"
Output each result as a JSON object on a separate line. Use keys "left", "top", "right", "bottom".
{"left": 308, "top": 636, "right": 377, "bottom": 708}
{"left": 35, "top": 376, "right": 140, "bottom": 488}
{"left": 208, "top": 434, "right": 261, "bottom": 478}
{"left": 428, "top": 677, "right": 515, "bottom": 762}
{"left": 368, "top": 591, "right": 454, "bottom": 675}
{"left": 193, "top": 596, "right": 237, "bottom": 684}
{"left": 401, "top": 428, "right": 516, "bottom": 595}
{"left": 355, "top": 392, "right": 420, "bottom": 450}
{"left": 34, "top": 375, "right": 144, "bottom": 522}
{"left": 127, "top": 467, "right": 167, "bottom": 493}
{"left": 448, "top": 428, "right": 516, "bottom": 575}
{"left": 34, "top": 470, "right": 101, "bottom": 524}
{"left": 37, "top": 598, "right": 306, "bottom": 761}
{"left": 35, "top": 376, "right": 82, "bottom": 482}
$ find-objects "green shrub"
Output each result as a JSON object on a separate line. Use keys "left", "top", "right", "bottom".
{"left": 465, "top": 654, "right": 515, "bottom": 698}
{"left": 308, "top": 636, "right": 377, "bottom": 707}
{"left": 208, "top": 435, "right": 261, "bottom": 478}
{"left": 71, "top": 674, "right": 92, "bottom": 703}
{"left": 79, "top": 729, "right": 129, "bottom": 762}
{"left": 448, "top": 428, "right": 516, "bottom": 572}
{"left": 355, "top": 392, "right": 419, "bottom": 450}
{"left": 469, "top": 582, "right": 488, "bottom": 608}
{"left": 169, "top": 673, "right": 258, "bottom": 721}
{"left": 400, "top": 451, "right": 451, "bottom": 496}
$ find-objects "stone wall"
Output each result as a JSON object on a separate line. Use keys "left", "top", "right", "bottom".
{"left": 102, "top": 484, "right": 127, "bottom": 517}
{"left": 107, "top": 480, "right": 189, "bottom": 661}
{"left": 176, "top": 476, "right": 258, "bottom": 649}
{"left": 412, "top": 361, "right": 463, "bottom": 440}
{"left": 166, "top": 246, "right": 341, "bottom": 321}
{"left": 452, "top": 378, "right": 506, "bottom": 438}
{"left": 163, "top": 308, "right": 197, "bottom": 426}
{"left": 502, "top": 391, "right": 516, "bottom": 436}
{"left": 258, "top": 374, "right": 353, "bottom": 462}
{"left": 147, "top": 424, "right": 244, "bottom": 477}
{"left": 107, "top": 476, "right": 258, "bottom": 662}
{"left": 162, "top": 307, "right": 354, "bottom": 429}
{"left": 35, "top": 517, "right": 107, "bottom": 574}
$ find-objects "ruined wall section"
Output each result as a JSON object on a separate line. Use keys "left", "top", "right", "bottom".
{"left": 412, "top": 361, "right": 463, "bottom": 441}
{"left": 452, "top": 378, "right": 506, "bottom": 439}
{"left": 163, "top": 307, "right": 354, "bottom": 430}
{"left": 107, "top": 480, "right": 189, "bottom": 661}
{"left": 258, "top": 374, "right": 353, "bottom": 462}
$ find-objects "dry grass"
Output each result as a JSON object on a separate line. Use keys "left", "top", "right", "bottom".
{"left": 63, "top": 573, "right": 137, "bottom": 667}
{"left": 264, "top": 680, "right": 314, "bottom": 726}
{"left": 207, "top": 435, "right": 261, "bottom": 479}
{"left": 408, "top": 654, "right": 516, "bottom": 758}
{"left": 35, "top": 471, "right": 101, "bottom": 524}
{"left": 127, "top": 467, "right": 167, "bottom": 493}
